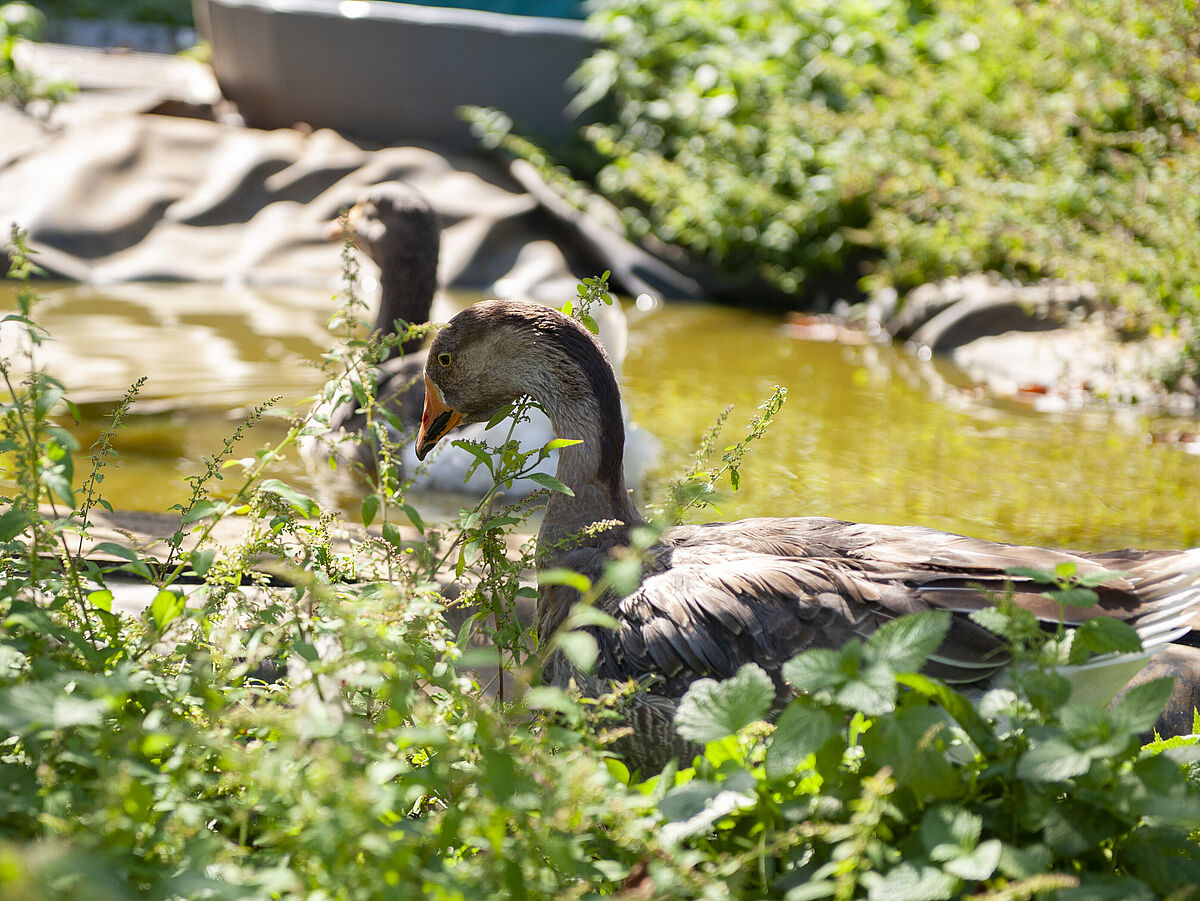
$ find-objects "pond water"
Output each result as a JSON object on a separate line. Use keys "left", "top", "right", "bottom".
{"left": 4, "top": 280, "right": 1200, "bottom": 551}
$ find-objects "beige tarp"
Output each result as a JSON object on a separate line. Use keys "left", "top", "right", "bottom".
{"left": 0, "top": 43, "right": 696, "bottom": 302}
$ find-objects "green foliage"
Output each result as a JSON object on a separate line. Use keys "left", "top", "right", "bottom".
{"left": 475, "top": 0, "right": 1200, "bottom": 339}
{"left": 1, "top": 2, "right": 73, "bottom": 109}
{"left": 656, "top": 605, "right": 1200, "bottom": 899}
{"left": 3, "top": 231, "right": 1199, "bottom": 897}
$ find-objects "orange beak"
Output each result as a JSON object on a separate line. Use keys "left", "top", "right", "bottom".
{"left": 416, "top": 374, "right": 463, "bottom": 460}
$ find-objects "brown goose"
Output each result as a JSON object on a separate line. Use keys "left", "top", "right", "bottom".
{"left": 316, "top": 182, "right": 439, "bottom": 463}
{"left": 414, "top": 299, "right": 1200, "bottom": 772}
{"left": 309, "top": 183, "right": 658, "bottom": 495}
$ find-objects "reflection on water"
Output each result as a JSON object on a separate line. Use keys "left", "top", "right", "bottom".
{"left": 4, "top": 281, "right": 1200, "bottom": 550}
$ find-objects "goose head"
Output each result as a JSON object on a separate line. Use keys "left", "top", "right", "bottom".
{"left": 415, "top": 300, "right": 642, "bottom": 546}
{"left": 330, "top": 182, "right": 439, "bottom": 272}
{"left": 415, "top": 300, "right": 624, "bottom": 457}
{"left": 328, "top": 182, "right": 440, "bottom": 357}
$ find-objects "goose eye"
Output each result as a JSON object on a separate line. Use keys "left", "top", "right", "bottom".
{"left": 437, "top": 352, "right": 452, "bottom": 367}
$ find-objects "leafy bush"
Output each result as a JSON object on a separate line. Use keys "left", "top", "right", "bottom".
{"left": 1, "top": 2, "right": 72, "bottom": 108}
{"left": 474, "top": 0, "right": 1200, "bottom": 333}
{"left": 2, "top": 227, "right": 1199, "bottom": 898}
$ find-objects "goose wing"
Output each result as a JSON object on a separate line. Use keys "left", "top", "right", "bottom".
{"left": 588, "top": 517, "right": 1200, "bottom": 694}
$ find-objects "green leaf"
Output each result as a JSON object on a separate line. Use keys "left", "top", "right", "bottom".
{"left": 1052, "top": 586, "right": 1099, "bottom": 608}
{"left": 382, "top": 522, "right": 403, "bottom": 548}
{"left": 181, "top": 499, "right": 226, "bottom": 524}
{"left": 863, "top": 705, "right": 960, "bottom": 799}
{"left": 0, "top": 508, "right": 29, "bottom": 541}
{"left": 765, "top": 701, "right": 840, "bottom": 781}
{"left": 399, "top": 502, "right": 425, "bottom": 533}
{"left": 782, "top": 646, "right": 848, "bottom": 693}
{"left": 188, "top": 548, "right": 217, "bottom": 577}
{"left": 87, "top": 589, "right": 112, "bottom": 611}
{"left": 921, "top": 804, "right": 982, "bottom": 859}
{"left": 606, "top": 557, "right": 642, "bottom": 596}
{"left": 864, "top": 610, "right": 951, "bottom": 673}
{"left": 91, "top": 541, "right": 141, "bottom": 562}
{"left": 361, "top": 493, "right": 380, "bottom": 527}
{"left": 553, "top": 630, "right": 599, "bottom": 672}
{"left": 539, "top": 568, "right": 592, "bottom": 594}
{"left": 674, "top": 663, "right": 774, "bottom": 743}
{"left": 834, "top": 661, "right": 899, "bottom": 716}
{"left": 541, "top": 437, "right": 582, "bottom": 452}
{"left": 258, "top": 479, "right": 319, "bottom": 518}
{"left": 943, "top": 839, "right": 1001, "bottom": 881}
{"left": 562, "top": 603, "right": 620, "bottom": 632}
{"left": 528, "top": 472, "right": 575, "bottom": 496}
{"left": 1017, "top": 731, "right": 1091, "bottom": 782}
{"left": 149, "top": 589, "right": 185, "bottom": 631}
{"left": 525, "top": 685, "right": 582, "bottom": 720}
{"left": 1109, "top": 676, "right": 1173, "bottom": 735}
{"left": 1067, "top": 617, "right": 1142, "bottom": 664}
{"left": 862, "top": 862, "right": 958, "bottom": 901}
{"left": 1005, "top": 565, "right": 1059, "bottom": 585}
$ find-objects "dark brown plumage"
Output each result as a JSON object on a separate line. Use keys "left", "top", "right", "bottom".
{"left": 416, "top": 300, "right": 1200, "bottom": 772}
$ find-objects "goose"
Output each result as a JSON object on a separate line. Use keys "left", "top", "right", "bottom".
{"left": 414, "top": 299, "right": 1200, "bottom": 772}
{"left": 305, "top": 182, "right": 657, "bottom": 495}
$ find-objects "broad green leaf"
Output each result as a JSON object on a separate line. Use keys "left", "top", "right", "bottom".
{"left": 943, "top": 839, "right": 1001, "bottom": 881}
{"left": 1055, "top": 562, "right": 1079, "bottom": 580}
{"left": 149, "top": 589, "right": 185, "bottom": 631}
{"left": 0, "top": 508, "right": 29, "bottom": 541}
{"left": 91, "top": 541, "right": 143, "bottom": 562}
{"left": 554, "top": 630, "right": 599, "bottom": 672}
{"left": 1005, "top": 566, "right": 1059, "bottom": 585}
{"left": 862, "top": 862, "right": 958, "bottom": 901}
{"left": 525, "top": 685, "right": 582, "bottom": 720}
{"left": 400, "top": 502, "right": 425, "bottom": 533}
{"left": 181, "top": 499, "right": 226, "bottom": 523}
{"left": 765, "top": 701, "right": 840, "bottom": 781}
{"left": 188, "top": 548, "right": 217, "bottom": 577}
{"left": 782, "top": 646, "right": 849, "bottom": 693}
{"left": 863, "top": 705, "right": 959, "bottom": 799}
{"left": 528, "top": 472, "right": 575, "bottom": 496}
{"left": 1109, "top": 676, "right": 1174, "bottom": 735}
{"left": 606, "top": 557, "right": 642, "bottom": 596}
{"left": 539, "top": 568, "right": 592, "bottom": 594}
{"left": 292, "top": 640, "right": 320, "bottom": 662}
{"left": 834, "top": 661, "right": 898, "bottom": 716}
{"left": 361, "top": 493, "right": 380, "bottom": 527}
{"left": 674, "top": 663, "right": 774, "bottom": 743}
{"left": 382, "top": 522, "right": 403, "bottom": 548}
{"left": 1052, "top": 586, "right": 1099, "bottom": 608}
{"left": 87, "top": 589, "right": 113, "bottom": 612}
{"left": 864, "top": 610, "right": 951, "bottom": 673}
{"left": 258, "top": 479, "right": 319, "bottom": 518}
{"left": 921, "top": 804, "right": 982, "bottom": 858}
{"left": 997, "top": 843, "right": 1053, "bottom": 880}
{"left": 563, "top": 603, "right": 620, "bottom": 631}
{"left": 1067, "top": 617, "right": 1142, "bottom": 664}
{"left": 1017, "top": 732, "right": 1091, "bottom": 782}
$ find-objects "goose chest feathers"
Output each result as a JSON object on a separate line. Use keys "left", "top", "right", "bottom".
{"left": 415, "top": 299, "right": 1200, "bottom": 772}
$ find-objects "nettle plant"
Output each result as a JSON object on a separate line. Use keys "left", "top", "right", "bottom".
{"left": 2, "top": 224, "right": 1200, "bottom": 899}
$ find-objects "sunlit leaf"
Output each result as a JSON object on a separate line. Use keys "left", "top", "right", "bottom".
{"left": 675, "top": 663, "right": 774, "bottom": 743}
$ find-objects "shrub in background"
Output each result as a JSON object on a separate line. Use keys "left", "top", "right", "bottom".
{"left": 476, "top": 0, "right": 1200, "bottom": 338}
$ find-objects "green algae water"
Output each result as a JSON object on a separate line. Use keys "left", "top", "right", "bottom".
{"left": 4, "top": 281, "right": 1200, "bottom": 551}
